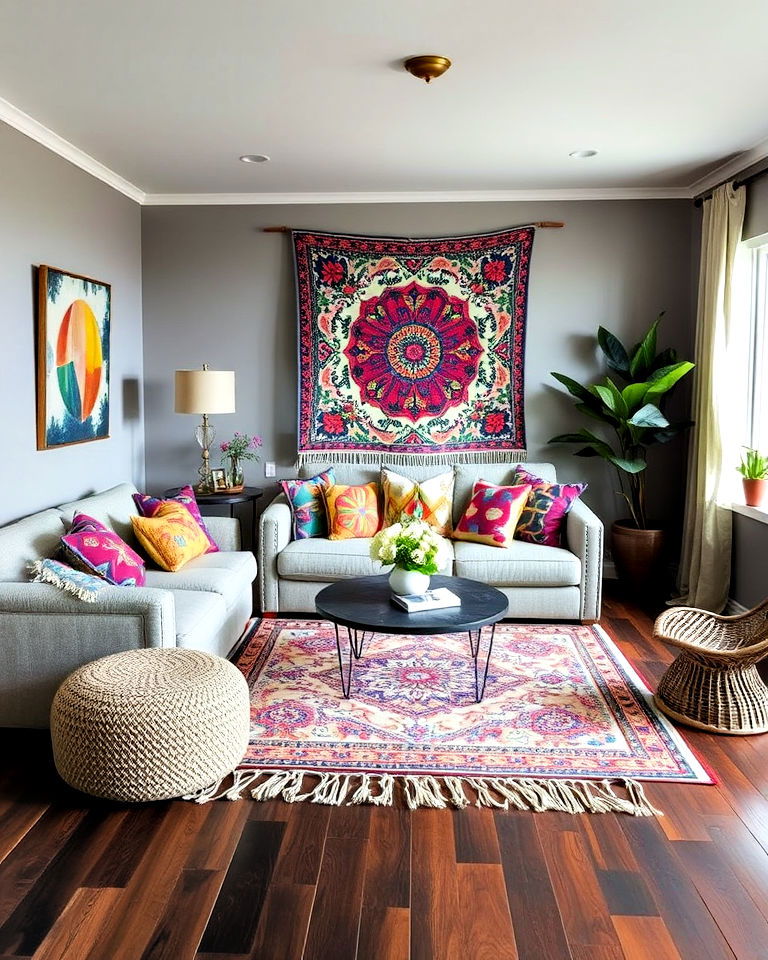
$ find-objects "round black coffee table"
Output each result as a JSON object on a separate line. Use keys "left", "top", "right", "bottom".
{"left": 315, "top": 575, "right": 508, "bottom": 702}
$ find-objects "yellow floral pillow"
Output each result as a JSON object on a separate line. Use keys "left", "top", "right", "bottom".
{"left": 323, "top": 482, "right": 381, "bottom": 541}
{"left": 131, "top": 502, "right": 210, "bottom": 571}
{"left": 381, "top": 468, "right": 454, "bottom": 535}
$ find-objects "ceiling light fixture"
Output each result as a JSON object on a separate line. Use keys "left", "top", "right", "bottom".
{"left": 404, "top": 55, "right": 452, "bottom": 83}
{"left": 569, "top": 149, "right": 598, "bottom": 159}
{"left": 239, "top": 154, "right": 270, "bottom": 163}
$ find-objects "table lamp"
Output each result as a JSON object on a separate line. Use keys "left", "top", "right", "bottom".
{"left": 174, "top": 364, "right": 236, "bottom": 492}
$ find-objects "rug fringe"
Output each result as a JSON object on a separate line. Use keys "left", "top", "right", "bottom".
{"left": 185, "top": 770, "right": 663, "bottom": 816}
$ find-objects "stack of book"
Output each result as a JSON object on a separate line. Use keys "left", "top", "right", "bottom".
{"left": 391, "top": 587, "right": 461, "bottom": 612}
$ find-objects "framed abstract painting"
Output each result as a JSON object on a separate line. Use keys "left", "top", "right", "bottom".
{"left": 36, "top": 265, "right": 110, "bottom": 450}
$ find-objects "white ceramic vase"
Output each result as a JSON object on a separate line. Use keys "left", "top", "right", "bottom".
{"left": 388, "top": 566, "right": 430, "bottom": 596}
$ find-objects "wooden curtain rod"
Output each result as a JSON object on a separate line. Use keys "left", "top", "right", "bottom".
{"left": 262, "top": 221, "right": 565, "bottom": 233}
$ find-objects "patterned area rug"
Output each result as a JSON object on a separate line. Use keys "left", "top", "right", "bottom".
{"left": 198, "top": 618, "right": 713, "bottom": 814}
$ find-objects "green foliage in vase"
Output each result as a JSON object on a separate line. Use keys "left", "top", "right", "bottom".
{"left": 549, "top": 313, "right": 694, "bottom": 529}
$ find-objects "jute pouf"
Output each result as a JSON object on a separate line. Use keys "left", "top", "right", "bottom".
{"left": 50, "top": 648, "right": 250, "bottom": 802}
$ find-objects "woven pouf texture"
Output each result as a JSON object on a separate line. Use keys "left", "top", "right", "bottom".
{"left": 50, "top": 648, "right": 250, "bottom": 802}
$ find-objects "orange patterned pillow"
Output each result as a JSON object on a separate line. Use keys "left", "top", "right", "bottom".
{"left": 131, "top": 502, "right": 211, "bottom": 571}
{"left": 323, "top": 482, "right": 381, "bottom": 540}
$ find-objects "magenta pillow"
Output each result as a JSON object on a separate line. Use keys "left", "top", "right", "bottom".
{"left": 60, "top": 513, "right": 146, "bottom": 587}
{"left": 452, "top": 481, "right": 532, "bottom": 548}
{"left": 133, "top": 485, "right": 218, "bottom": 553}
{"left": 512, "top": 467, "right": 587, "bottom": 547}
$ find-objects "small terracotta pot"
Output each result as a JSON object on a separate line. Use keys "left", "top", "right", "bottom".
{"left": 610, "top": 521, "right": 666, "bottom": 591}
{"left": 743, "top": 477, "right": 768, "bottom": 508}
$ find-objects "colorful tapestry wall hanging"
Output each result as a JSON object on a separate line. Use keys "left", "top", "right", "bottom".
{"left": 37, "top": 265, "right": 110, "bottom": 449}
{"left": 293, "top": 227, "right": 534, "bottom": 466}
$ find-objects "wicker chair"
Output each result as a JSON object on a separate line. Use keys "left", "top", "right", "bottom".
{"left": 653, "top": 600, "right": 768, "bottom": 734}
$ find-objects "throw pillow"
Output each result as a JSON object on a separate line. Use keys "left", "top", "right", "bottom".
{"left": 512, "top": 467, "right": 587, "bottom": 547}
{"left": 452, "top": 481, "right": 532, "bottom": 548}
{"left": 280, "top": 468, "right": 335, "bottom": 540}
{"left": 131, "top": 502, "right": 211, "bottom": 572}
{"left": 323, "top": 482, "right": 381, "bottom": 541}
{"left": 60, "top": 513, "right": 146, "bottom": 586}
{"left": 28, "top": 558, "right": 106, "bottom": 603}
{"left": 133, "top": 485, "right": 219, "bottom": 553}
{"left": 381, "top": 467, "right": 454, "bottom": 535}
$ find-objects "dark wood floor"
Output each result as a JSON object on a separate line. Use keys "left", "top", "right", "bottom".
{"left": 2, "top": 589, "right": 768, "bottom": 960}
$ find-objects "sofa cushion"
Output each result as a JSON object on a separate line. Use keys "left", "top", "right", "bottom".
{"left": 184, "top": 551, "right": 257, "bottom": 581}
{"left": 57, "top": 483, "right": 140, "bottom": 546}
{"left": 131, "top": 502, "right": 211, "bottom": 572}
{"left": 168, "top": 589, "right": 228, "bottom": 648}
{"left": 0, "top": 509, "right": 68, "bottom": 581}
{"left": 453, "top": 539, "right": 581, "bottom": 587}
{"left": 144, "top": 566, "right": 245, "bottom": 610}
{"left": 278, "top": 537, "right": 455, "bottom": 582}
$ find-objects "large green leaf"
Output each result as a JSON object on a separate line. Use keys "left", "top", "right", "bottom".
{"left": 650, "top": 346, "right": 678, "bottom": 372}
{"left": 629, "top": 314, "right": 662, "bottom": 379}
{"left": 597, "top": 326, "right": 630, "bottom": 374}
{"left": 574, "top": 402, "right": 616, "bottom": 423}
{"left": 628, "top": 403, "right": 669, "bottom": 428}
{"left": 591, "top": 384, "right": 619, "bottom": 412}
{"left": 621, "top": 382, "right": 650, "bottom": 412}
{"left": 608, "top": 456, "right": 647, "bottom": 474}
{"left": 551, "top": 373, "right": 600, "bottom": 407}
{"left": 645, "top": 361, "right": 694, "bottom": 403}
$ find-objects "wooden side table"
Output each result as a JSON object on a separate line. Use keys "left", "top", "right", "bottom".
{"left": 163, "top": 487, "right": 264, "bottom": 551}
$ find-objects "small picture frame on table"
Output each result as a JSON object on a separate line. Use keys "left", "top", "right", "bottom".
{"left": 209, "top": 469, "right": 227, "bottom": 491}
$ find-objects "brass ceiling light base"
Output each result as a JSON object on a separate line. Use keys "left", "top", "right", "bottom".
{"left": 404, "top": 55, "right": 452, "bottom": 83}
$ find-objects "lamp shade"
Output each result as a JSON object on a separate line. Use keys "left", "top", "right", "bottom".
{"left": 174, "top": 369, "right": 236, "bottom": 414}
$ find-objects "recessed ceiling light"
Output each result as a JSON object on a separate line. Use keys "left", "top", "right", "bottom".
{"left": 239, "top": 154, "right": 270, "bottom": 163}
{"left": 569, "top": 149, "right": 598, "bottom": 159}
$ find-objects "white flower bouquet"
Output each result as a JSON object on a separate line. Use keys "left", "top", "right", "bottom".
{"left": 370, "top": 518, "right": 448, "bottom": 575}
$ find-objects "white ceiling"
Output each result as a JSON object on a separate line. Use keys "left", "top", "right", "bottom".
{"left": 2, "top": 0, "right": 768, "bottom": 202}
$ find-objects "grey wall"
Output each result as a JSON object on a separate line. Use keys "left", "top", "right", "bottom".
{"left": 141, "top": 200, "right": 695, "bottom": 537}
{"left": 0, "top": 122, "right": 144, "bottom": 525}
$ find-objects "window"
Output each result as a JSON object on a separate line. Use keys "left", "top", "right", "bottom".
{"left": 746, "top": 240, "right": 768, "bottom": 452}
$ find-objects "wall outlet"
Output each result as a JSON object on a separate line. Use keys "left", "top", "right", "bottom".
{"left": 265, "top": 461, "right": 276, "bottom": 478}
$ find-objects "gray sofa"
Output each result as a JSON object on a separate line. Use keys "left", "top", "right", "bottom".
{"left": 0, "top": 482, "right": 256, "bottom": 727}
{"left": 259, "top": 461, "right": 603, "bottom": 622}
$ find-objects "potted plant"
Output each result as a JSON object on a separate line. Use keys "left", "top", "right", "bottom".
{"left": 219, "top": 431, "right": 262, "bottom": 491}
{"left": 549, "top": 314, "right": 694, "bottom": 589}
{"left": 370, "top": 518, "right": 449, "bottom": 595}
{"left": 738, "top": 447, "right": 768, "bottom": 507}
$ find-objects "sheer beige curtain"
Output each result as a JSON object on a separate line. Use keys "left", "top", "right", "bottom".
{"left": 676, "top": 182, "right": 746, "bottom": 611}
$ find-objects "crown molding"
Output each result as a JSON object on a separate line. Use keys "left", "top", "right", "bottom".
{"left": 688, "top": 134, "right": 768, "bottom": 197}
{"left": 0, "top": 96, "right": 146, "bottom": 204}
{"left": 142, "top": 186, "right": 692, "bottom": 205}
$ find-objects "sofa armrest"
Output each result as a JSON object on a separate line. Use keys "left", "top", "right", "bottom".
{"left": 258, "top": 494, "right": 292, "bottom": 612}
{"left": 201, "top": 515, "right": 241, "bottom": 552}
{"left": 0, "top": 583, "right": 177, "bottom": 727}
{"left": 565, "top": 499, "right": 604, "bottom": 622}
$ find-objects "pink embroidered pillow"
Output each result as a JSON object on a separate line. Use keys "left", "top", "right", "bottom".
{"left": 60, "top": 513, "right": 146, "bottom": 586}
{"left": 133, "top": 486, "right": 218, "bottom": 553}
{"left": 452, "top": 481, "right": 532, "bottom": 548}
{"left": 512, "top": 467, "right": 587, "bottom": 547}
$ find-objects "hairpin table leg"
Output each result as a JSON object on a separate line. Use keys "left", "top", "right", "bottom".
{"left": 334, "top": 623, "right": 354, "bottom": 698}
{"left": 468, "top": 623, "right": 496, "bottom": 702}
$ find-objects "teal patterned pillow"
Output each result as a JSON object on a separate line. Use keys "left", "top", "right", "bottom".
{"left": 28, "top": 558, "right": 106, "bottom": 603}
{"left": 280, "top": 469, "right": 335, "bottom": 539}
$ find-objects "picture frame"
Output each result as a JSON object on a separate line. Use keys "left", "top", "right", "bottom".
{"left": 36, "top": 265, "right": 111, "bottom": 450}
{"left": 210, "top": 468, "right": 227, "bottom": 491}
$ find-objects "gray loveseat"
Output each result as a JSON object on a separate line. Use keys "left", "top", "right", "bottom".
{"left": 259, "top": 461, "right": 602, "bottom": 622}
{"left": 0, "top": 482, "right": 256, "bottom": 727}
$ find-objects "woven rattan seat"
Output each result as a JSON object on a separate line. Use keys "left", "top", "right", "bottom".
{"left": 653, "top": 600, "right": 768, "bottom": 734}
{"left": 51, "top": 648, "right": 250, "bottom": 801}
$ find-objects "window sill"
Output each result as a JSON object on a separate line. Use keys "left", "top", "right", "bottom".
{"left": 731, "top": 502, "right": 768, "bottom": 526}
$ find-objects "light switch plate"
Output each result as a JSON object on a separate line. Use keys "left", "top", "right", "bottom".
{"left": 265, "top": 461, "right": 276, "bottom": 478}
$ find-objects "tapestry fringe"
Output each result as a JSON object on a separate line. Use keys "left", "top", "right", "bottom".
{"left": 295, "top": 450, "right": 528, "bottom": 469}
{"left": 184, "top": 770, "right": 663, "bottom": 817}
